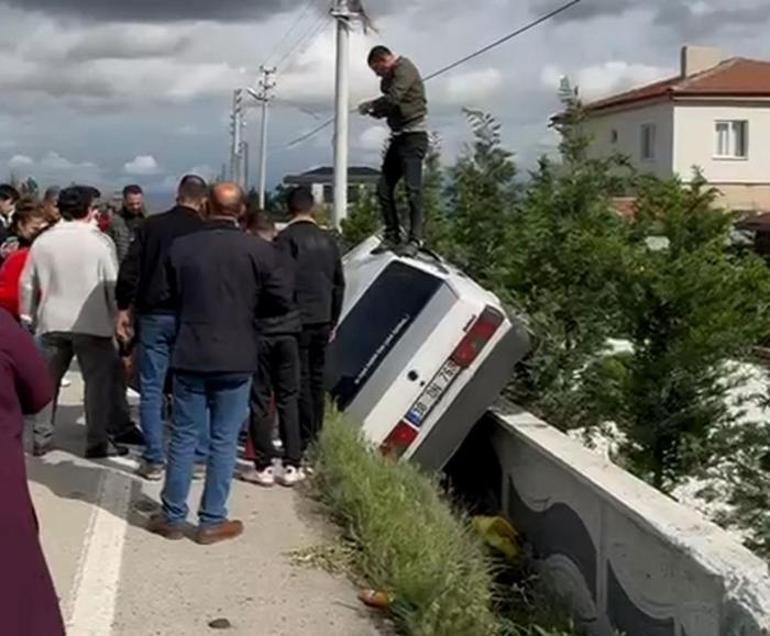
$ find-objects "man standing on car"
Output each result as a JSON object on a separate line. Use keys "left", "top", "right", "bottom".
{"left": 116, "top": 175, "right": 210, "bottom": 481}
{"left": 276, "top": 187, "right": 345, "bottom": 455}
{"left": 359, "top": 46, "right": 429, "bottom": 258}
{"left": 148, "top": 182, "right": 291, "bottom": 545}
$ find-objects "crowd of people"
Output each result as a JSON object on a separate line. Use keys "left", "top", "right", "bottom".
{"left": 0, "top": 43, "right": 426, "bottom": 632}
{"left": 0, "top": 174, "right": 345, "bottom": 630}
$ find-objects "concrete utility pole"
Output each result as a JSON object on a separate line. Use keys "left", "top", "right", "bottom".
{"left": 248, "top": 66, "right": 276, "bottom": 210}
{"left": 331, "top": 0, "right": 359, "bottom": 229}
{"left": 230, "top": 89, "right": 245, "bottom": 186}
{"left": 242, "top": 140, "right": 250, "bottom": 191}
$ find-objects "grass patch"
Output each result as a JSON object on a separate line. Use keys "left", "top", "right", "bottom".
{"left": 312, "top": 412, "right": 579, "bottom": 636}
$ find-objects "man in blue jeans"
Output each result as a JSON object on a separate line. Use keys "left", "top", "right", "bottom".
{"left": 148, "top": 182, "right": 291, "bottom": 545}
{"left": 115, "top": 175, "right": 210, "bottom": 480}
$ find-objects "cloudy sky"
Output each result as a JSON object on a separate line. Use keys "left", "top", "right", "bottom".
{"left": 1, "top": 0, "right": 770, "bottom": 205}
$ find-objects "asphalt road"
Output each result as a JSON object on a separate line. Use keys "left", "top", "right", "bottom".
{"left": 27, "top": 371, "right": 381, "bottom": 636}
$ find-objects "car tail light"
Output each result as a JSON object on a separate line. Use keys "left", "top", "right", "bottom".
{"left": 451, "top": 307, "right": 504, "bottom": 368}
{"left": 380, "top": 421, "right": 419, "bottom": 459}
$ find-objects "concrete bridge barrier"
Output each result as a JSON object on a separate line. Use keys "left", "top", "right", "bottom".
{"left": 489, "top": 406, "right": 770, "bottom": 636}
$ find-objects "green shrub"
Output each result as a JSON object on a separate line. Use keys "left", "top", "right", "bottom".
{"left": 314, "top": 413, "right": 499, "bottom": 635}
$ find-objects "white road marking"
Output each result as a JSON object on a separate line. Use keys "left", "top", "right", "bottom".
{"left": 67, "top": 470, "right": 133, "bottom": 636}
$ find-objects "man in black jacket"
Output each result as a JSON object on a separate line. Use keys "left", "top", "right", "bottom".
{"left": 148, "top": 182, "right": 292, "bottom": 545}
{"left": 241, "top": 213, "right": 303, "bottom": 488}
{"left": 276, "top": 187, "right": 345, "bottom": 454}
{"left": 116, "top": 175, "right": 209, "bottom": 481}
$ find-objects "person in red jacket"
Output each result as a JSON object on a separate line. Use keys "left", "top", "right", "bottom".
{"left": 0, "top": 201, "right": 49, "bottom": 320}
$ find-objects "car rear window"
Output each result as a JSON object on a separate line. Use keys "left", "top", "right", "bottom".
{"left": 326, "top": 261, "right": 443, "bottom": 410}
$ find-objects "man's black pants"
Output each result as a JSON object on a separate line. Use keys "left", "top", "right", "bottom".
{"left": 250, "top": 335, "right": 302, "bottom": 470}
{"left": 377, "top": 132, "right": 429, "bottom": 244}
{"left": 298, "top": 324, "right": 331, "bottom": 452}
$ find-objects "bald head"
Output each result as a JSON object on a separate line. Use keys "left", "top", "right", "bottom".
{"left": 209, "top": 182, "right": 245, "bottom": 219}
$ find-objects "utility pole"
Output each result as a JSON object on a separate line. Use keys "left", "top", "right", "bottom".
{"left": 230, "top": 89, "right": 245, "bottom": 186}
{"left": 242, "top": 141, "right": 250, "bottom": 191}
{"left": 331, "top": 0, "right": 359, "bottom": 229}
{"left": 248, "top": 66, "right": 276, "bottom": 210}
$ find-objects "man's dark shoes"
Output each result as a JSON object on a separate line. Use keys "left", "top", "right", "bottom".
{"left": 371, "top": 239, "right": 400, "bottom": 255}
{"left": 112, "top": 425, "right": 146, "bottom": 447}
{"left": 85, "top": 443, "right": 130, "bottom": 459}
{"left": 397, "top": 241, "right": 421, "bottom": 259}
{"left": 147, "top": 514, "right": 184, "bottom": 541}
{"left": 195, "top": 520, "right": 244, "bottom": 546}
{"left": 32, "top": 443, "right": 53, "bottom": 458}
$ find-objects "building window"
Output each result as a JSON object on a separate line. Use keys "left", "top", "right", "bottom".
{"left": 323, "top": 184, "right": 333, "bottom": 204}
{"left": 715, "top": 120, "right": 748, "bottom": 159}
{"left": 640, "top": 124, "right": 656, "bottom": 161}
{"left": 611, "top": 129, "right": 618, "bottom": 144}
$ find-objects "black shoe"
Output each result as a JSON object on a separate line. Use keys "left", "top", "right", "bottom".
{"left": 32, "top": 443, "right": 53, "bottom": 458}
{"left": 397, "top": 241, "right": 421, "bottom": 259}
{"left": 371, "top": 239, "right": 400, "bottom": 255}
{"left": 85, "top": 443, "right": 130, "bottom": 459}
{"left": 112, "top": 425, "right": 146, "bottom": 447}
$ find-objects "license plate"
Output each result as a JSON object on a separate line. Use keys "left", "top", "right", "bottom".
{"left": 405, "top": 359, "right": 462, "bottom": 427}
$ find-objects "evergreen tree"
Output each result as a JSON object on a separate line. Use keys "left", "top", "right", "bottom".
{"left": 423, "top": 134, "right": 451, "bottom": 253}
{"left": 500, "top": 83, "right": 632, "bottom": 429}
{"left": 340, "top": 186, "right": 380, "bottom": 249}
{"left": 605, "top": 175, "right": 770, "bottom": 489}
{"left": 445, "top": 109, "right": 518, "bottom": 286}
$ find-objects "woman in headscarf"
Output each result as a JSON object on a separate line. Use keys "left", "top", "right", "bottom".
{"left": 0, "top": 308, "right": 65, "bottom": 635}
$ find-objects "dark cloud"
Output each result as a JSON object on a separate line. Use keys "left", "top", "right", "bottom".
{"left": 531, "top": 0, "right": 636, "bottom": 23}
{"left": 1, "top": 0, "right": 296, "bottom": 23}
{"left": 532, "top": 0, "right": 770, "bottom": 37}
{"left": 65, "top": 29, "right": 192, "bottom": 61}
{"left": 653, "top": 4, "right": 770, "bottom": 39}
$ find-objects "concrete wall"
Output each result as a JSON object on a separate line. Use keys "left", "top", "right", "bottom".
{"left": 584, "top": 101, "right": 675, "bottom": 180}
{"left": 490, "top": 406, "right": 770, "bottom": 636}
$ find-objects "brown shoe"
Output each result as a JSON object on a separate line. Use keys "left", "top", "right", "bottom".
{"left": 147, "top": 514, "right": 184, "bottom": 541}
{"left": 195, "top": 520, "right": 244, "bottom": 546}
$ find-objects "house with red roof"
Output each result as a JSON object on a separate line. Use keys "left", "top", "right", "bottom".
{"left": 582, "top": 46, "right": 770, "bottom": 212}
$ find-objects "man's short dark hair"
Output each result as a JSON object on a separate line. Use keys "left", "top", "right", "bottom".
{"left": 0, "top": 184, "right": 20, "bottom": 203}
{"left": 177, "top": 174, "right": 208, "bottom": 203}
{"left": 287, "top": 187, "right": 314, "bottom": 215}
{"left": 123, "top": 184, "right": 143, "bottom": 198}
{"left": 58, "top": 185, "right": 100, "bottom": 221}
{"left": 368, "top": 45, "right": 392, "bottom": 65}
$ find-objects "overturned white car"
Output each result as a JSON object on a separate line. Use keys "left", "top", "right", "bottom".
{"left": 325, "top": 236, "right": 531, "bottom": 471}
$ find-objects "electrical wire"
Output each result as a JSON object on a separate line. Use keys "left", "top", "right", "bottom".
{"left": 261, "top": 0, "right": 324, "bottom": 69}
{"left": 282, "top": 0, "right": 583, "bottom": 149}
{"left": 276, "top": 14, "right": 331, "bottom": 76}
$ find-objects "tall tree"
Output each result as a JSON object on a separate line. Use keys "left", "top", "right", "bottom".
{"left": 606, "top": 175, "right": 770, "bottom": 489}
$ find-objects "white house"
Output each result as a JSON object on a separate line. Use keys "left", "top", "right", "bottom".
{"left": 581, "top": 46, "right": 770, "bottom": 212}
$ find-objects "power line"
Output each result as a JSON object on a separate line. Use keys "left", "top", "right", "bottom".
{"left": 282, "top": 0, "right": 583, "bottom": 149}
{"left": 276, "top": 14, "right": 331, "bottom": 76}
{"left": 423, "top": 0, "right": 582, "bottom": 81}
{"left": 261, "top": 0, "right": 323, "bottom": 70}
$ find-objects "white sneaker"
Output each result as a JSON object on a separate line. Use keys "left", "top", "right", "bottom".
{"left": 241, "top": 467, "right": 275, "bottom": 487}
{"left": 277, "top": 465, "right": 303, "bottom": 488}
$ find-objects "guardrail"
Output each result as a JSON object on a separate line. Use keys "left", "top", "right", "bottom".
{"left": 489, "top": 405, "right": 770, "bottom": 636}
